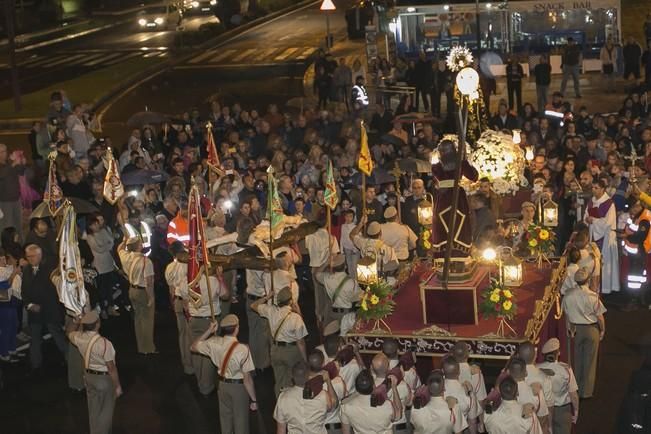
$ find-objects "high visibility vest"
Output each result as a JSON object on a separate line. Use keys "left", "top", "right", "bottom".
{"left": 623, "top": 209, "right": 651, "bottom": 255}
{"left": 167, "top": 215, "right": 190, "bottom": 246}
{"left": 352, "top": 84, "right": 369, "bottom": 107}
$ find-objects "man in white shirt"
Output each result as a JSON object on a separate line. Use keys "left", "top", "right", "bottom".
{"left": 165, "top": 241, "right": 193, "bottom": 375}
{"left": 380, "top": 206, "right": 417, "bottom": 262}
{"left": 349, "top": 216, "right": 399, "bottom": 276}
{"left": 442, "top": 356, "right": 479, "bottom": 434}
{"left": 339, "top": 209, "right": 359, "bottom": 275}
{"left": 245, "top": 266, "right": 271, "bottom": 371}
{"left": 518, "top": 342, "right": 552, "bottom": 432}
{"left": 411, "top": 370, "right": 467, "bottom": 434}
{"left": 371, "top": 353, "right": 412, "bottom": 433}
{"left": 264, "top": 251, "right": 300, "bottom": 306}
{"left": 315, "top": 254, "right": 361, "bottom": 325}
{"left": 305, "top": 220, "right": 340, "bottom": 325}
{"left": 507, "top": 357, "right": 549, "bottom": 425}
{"left": 484, "top": 377, "right": 541, "bottom": 434}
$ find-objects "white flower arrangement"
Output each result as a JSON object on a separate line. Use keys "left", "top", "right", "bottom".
{"left": 446, "top": 46, "right": 474, "bottom": 72}
{"left": 462, "top": 130, "right": 529, "bottom": 196}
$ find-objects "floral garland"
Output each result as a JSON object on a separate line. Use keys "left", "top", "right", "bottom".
{"left": 462, "top": 130, "right": 529, "bottom": 196}
{"left": 524, "top": 223, "right": 556, "bottom": 255}
{"left": 446, "top": 46, "right": 473, "bottom": 72}
{"left": 357, "top": 280, "right": 396, "bottom": 321}
{"left": 479, "top": 278, "right": 517, "bottom": 321}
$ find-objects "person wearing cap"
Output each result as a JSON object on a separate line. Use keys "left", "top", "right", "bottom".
{"left": 245, "top": 263, "right": 272, "bottom": 372}
{"left": 505, "top": 357, "right": 549, "bottom": 427}
{"left": 315, "top": 254, "right": 362, "bottom": 325}
{"left": 349, "top": 214, "right": 399, "bottom": 275}
{"left": 305, "top": 217, "right": 340, "bottom": 327}
{"left": 380, "top": 206, "right": 418, "bottom": 262}
{"left": 164, "top": 241, "right": 193, "bottom": 375}
{"left": 66, "top": 310, "right": 122, "bottom": 434}
{"left": 191, "top": 314, "right": 256, "bottom": 434}
{"left": 411, "top": 370, "right": 467, "bottom": 434}
{"left": 264, "top": 251, "right": 300, "bottom": 308}
{"left": 118, "top": 233, "right": 156, "bottom": 355}
{"left": 562, "top": 266, "right": 606, "bottom": 399}
{"left": 182, "top": 265, "right": 229, "bottom": 396}
{"left": 166, "top": 199, "right": 190, "bottom": 246}
{"left": 274, "top": 360, "right": 337, "bottom": 434}
{"left": 341, "top": 369, "right": 402, "bottom": 434}
{"left": 251, "top": 287, "right": 308, "bottom": 396}
{"left": 537, "top": 338, "right": 580, "bottom": 434}
{"left": 483, "top": 376, "right": 541, "bottom": 434}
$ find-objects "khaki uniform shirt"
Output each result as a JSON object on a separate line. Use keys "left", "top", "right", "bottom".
{"left": 246, "top": 269, "right": 266, "bottom": 297}
{"left": 273, "top": 385, "right": 328, "bottom": 434}
{"left": 562, "top": 284, "right": 607, "bottom": 325}
{"left": 352, "top": 235, "right": 399, "bottom": 271}
{"left": 374, "top": 374, "right": 411, "bottom": 425}
{"left": 306, "top": 228, "right": 340, "bottom": 267}
{"left": 317, "top": 271, "right": 361, "bottom": 309}
{"left": 264, "top": 269, "right": 299, "bottom": 304}
{"left": 165, "top": 259, "right": 187, "bottom": 298}
{"left": 459, "top": 362, "right": 487, "bottom": 401}
{"left": 411, "top": 396, "right": 467, "bottom": 434}
{"left": 180, "top": 275, "right": 222, "bottom": 317}
{"left": 339, "top": 358, "right": 362, "bottom": 395}
{"left": 341, "top": 392, "right": 395, "bottom": 434}
{"left": 69, "top": 331, "right": 115, "bottom": 372}
{"left": 195, "top": 335, "right": 255, "bottom": 379}
{"left": 484, "top": 400, "right": 540, "bottom": 434}
{"left": 380, "top": 221, "right": 417, "bottom": 261}
{"left": 388, "top": 359, "right": 421, "bottom": 390}
{"left": 257, "top": 304, "right": 307, "bottom": 343}
{"left": 517, "top": 379, "right": 549, "bottom": 417}
{"left": 119, "top": 249, "right": 154, "bottom": 287}
{"left": 444, "top": 378, "right": 474, "bottom": 420}
{"left": 536, "top": 361, "right": 578, "bottom": 406}
{"left": 526, "top": 364, "right": 554, "bottom": 409}
{"left": 324, "top": 376, "right": 347, "bottom": 424}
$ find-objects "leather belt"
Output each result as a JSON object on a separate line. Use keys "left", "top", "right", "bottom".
{"left": 274, "top": 341, "right": 297, "bottom": 346}
{"left": 555, "top": 403, "right": 572, "bottom": 408}
{"left": 218, "top": 375, "right": 244, "bottom": 384}
{"left": 574, "top": 323, "right": 598, "bottom": 327}
{"left": 325, "top": 423, "right": 342, "bottom": 430}
{"left": 247, "top": 294, "right": 263, "bottom": 301}
{"left": 131, "top": 285, "right": 146, "bottom": 290}
{"left": 332, "top": 307, "right": 354, "bottom": 313}
{"left": 192, "top": 316, "right": 217, "bottom": 320}
{"left": 85, "top": 369, "right": 109, "bottom": 375}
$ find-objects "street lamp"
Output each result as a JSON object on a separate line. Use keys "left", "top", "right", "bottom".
{"left": 356, "top": 255, "right": 378, "bottom": 285}
{"left": 320, "top": 0, "right": 336, "bottom": 49}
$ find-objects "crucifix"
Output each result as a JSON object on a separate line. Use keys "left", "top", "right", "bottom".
{"left": 624, "top": 143, "right": 643, "bottom": 184}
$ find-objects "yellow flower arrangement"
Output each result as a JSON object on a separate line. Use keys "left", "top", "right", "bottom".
{"left": 528, "top": 238, "right": 538, "bottom": 248}
{"left": 361, "top": 299, "right": 368, "bottom": 311}
{"left": 370, "top": 295, "right": 380, "bottom": 305}
{"left": 490, "top": 293, "right": 500, "bottom": 303}
{"left": 503, "top": 300, "right": 513, "bottom": 311}
{"left": 503, "top": 289, "right": 513, "bottom": 299}
{"left": 480, "top": 278, "right": 517, "bottom": 321}
{"left": 539, "top": 229, "right": 549, "bottom": 240}
{"left": 492, "top": 289, "right": 501, "bottom": 297}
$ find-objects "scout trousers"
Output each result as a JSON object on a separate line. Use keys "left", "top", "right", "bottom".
{"left": 574, "top": 323, "right": 600, "bottom": 398}
{"left": 173, "top": 298, "right": 193, "bottom": 374}
{"left": 129, "top": 287, "right": 156, "bottom": 354}
{"left": 85, "top": 372, "right": 115, "bottom": 434}
{"left": 218, "top": 380, "right": 250, "bottom": 434}
{"left": 271, "top": 343, "right": 302, "bottom": 397}
{"left": 552, "top": 404, "right": 573, "bottom": 434}
{"left": 246, "top": 296, "right": 271, "bottom": 369}
{"left": 189, "top": 316, "right": 216, "bottom": 395}
{"left": 65, "top": 315, "right": 84, "bottom": 390}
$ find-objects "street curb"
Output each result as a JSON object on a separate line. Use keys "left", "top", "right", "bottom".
{"left": 0, "top": 0, "right": 319, "bottom": 132}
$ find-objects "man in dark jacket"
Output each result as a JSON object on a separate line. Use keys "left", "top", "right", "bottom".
{"left": 489, "top": 101, "right": 519, "bottom": 131}
{"left": 623, "top": 36, "right": 643, "bottom": 80}
{"left": 414, "top": 51, "right": 432, "bottom": 112}
{"left": 22, "top": 244, "right": 67, "bottom": 370}
{"left": 0, "top": 144, "right": 25, "bottom": 237}
{"left": 506, "top": 57, "right": 524, "bottom": 112}
{"left": 534, "top": 54, "right": 552, "bottom": 113}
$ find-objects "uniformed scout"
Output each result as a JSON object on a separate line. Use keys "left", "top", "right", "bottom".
{"left": 340, "top": 369, "right": 402, "bottom": 434}
{"left": 315, "top": 320, "right": 341, "bottom": 361}
{"left": 274, "top": 361, "right": 336, "bottom": 433}
{"left": 191, "top": 314, "right": 257, "bottom": 434}
{"left": 320, "top": 333, "right": 364, "bottom": 396}
{"left": 182, "top": 266, "right": 228, "bottom": 396}
{"left": 349, "top": 216, "right": 399, "bottom": 276}
{"left": 410, "top": 370, "right": 467, "bottom": 434}
{"left": 380, "top": 206, "right": 418, "bottom": 263}
{"left": 264, "top": 251, "right": 300, "bottom": 307}
{"left": 518, "top": 341, "right": 552, "bottom": 432}
{"left": 305, "top": 218, "right": 341, "bottom": 326}
{"left": 371, "top": 353, "right": 412, "bottom": 434}
{"left": 251, "top": 287, "right": 308, "bottom": 396}
{"left": 315, "top": 254, "right": 362, "bottom": 325}
{"left": 442, "top": 356, "right": 480, "bottom": 434}
{"left": 165, "top": 241, "right": 193, "bottom": 375}
{"left": 483, "top": 377, "right": 541, "bottom": 434}
{"left": 451, "top": 342, "right": 487, "bottom": 409}
{"left": 245, "top": 266, "right": 271, "bottom": 372}
{"left": 507, "top": 357, "right": 549, "bottom": 423}
{"left": 67, "top": 311, "right": 122, "bottom": 434}
{"left": 537, "top": 338, "right": 580, "bottom": 434}
{"left": 561, "top": 267, "right": 606, "bottom": 398}
{"left": 117, "top": 234, "right": 156, "bottom": 354}
{"left": 306, "top": 351, "right": 343, "bottom": 434}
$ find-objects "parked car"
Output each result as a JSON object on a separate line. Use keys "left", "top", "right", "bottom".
{"left": 183, "top": 0, "right": 217, "bottom": 15}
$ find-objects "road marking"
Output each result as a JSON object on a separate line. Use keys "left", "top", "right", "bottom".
{"left": 208, "top": 48, "right": 238, "bottom": 64}
{"left": 20, "top": 55, "right": 61, "bottom": 68}
{"left": 105, "top": 51, "right": 142, "bottom": 65}
{"left": 142, "top": 50, "right": 164, "bottom": 58}
{"left": 83, "top": 52, "right": 123, "bottom": 66}
{"left": 274, "top": 47, "right": 300, "bottom": 61}
{"left": 251, "top": 47, "right": 280, "bottom": 62}
{"left": 188, "top": 49, "right": 218, "bottom": 64}
{"left": 295, "top": 47, "right": 315, "bottom": 60}
{"left": 278, "top": 34, "right": 292, "bottom": 41}
{"left": 230, "top": 48, "right": 256, "bottom": 62}
{"left": 45, "top": 53, "right": 88, "bottom": 67}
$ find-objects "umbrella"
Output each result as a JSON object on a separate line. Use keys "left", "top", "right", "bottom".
{"left": 351, "top": 167, "right": 395, "bottom": 186}
{"left": 126, "top": 111, "right": 169, "bottom": 128}
{"left": 398, "top": 158, "right": 431, "bottom": 174}
{"left": 380, "top": 134, "right": 407, "bottom": 148}
{"left": 121, "top": 169, "right": 170, "bottom": 186}
{"left": 480, "top": 51, "right": 503, "bottom": 79}
{"left": 30, "top": 198, "right": 98, "bottom": 219}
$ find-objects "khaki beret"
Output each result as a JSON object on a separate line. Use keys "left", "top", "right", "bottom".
{"left": 367, "top": 221, "right": 381, "bottom": 236}
{"left": 331, "top": 254, "right": 346, "bottom": 268}
{"left": 276, "top": 287, "right": 292, "bottom": 304}
{"left": 384, "top": 206, "right": 397, "bottom": 219}
{"left": 81, "top": 310, "right": 99, "bottom": 325}
{"left": 220, "top": 314, "right": 239, "bottom": 328}
{"left": 521, "top": 201, "right": 535, "bottom": 210}
{"left": 542, "top": 337, "right": 560, "bottom": 354}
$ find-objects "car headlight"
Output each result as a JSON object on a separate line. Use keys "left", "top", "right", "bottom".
{"left": 210, "top": 0, "right": 217, "bottom": 5}
{"left": 191, "top": 1, "right": 199, "bottom": 6}
{"left": 138, "top": 18, "right": 147, "bottom": 26}
{"left": 154, "top": 17, "right": 164, "bottom": 25}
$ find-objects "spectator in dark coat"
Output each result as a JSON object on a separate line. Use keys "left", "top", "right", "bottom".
{"left": 623, "top": 36, "right": 643, "bottom": 80}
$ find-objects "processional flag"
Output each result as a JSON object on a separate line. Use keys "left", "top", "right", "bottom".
{"left": 103, "top": 148, "right": 125, "bottom": 205}
{"left": 324, "top": 160, "right": 338, "bottom": 210}
{"left": 358, "top": 122, "right": 373, "bottom": 176}
{"left": 58, "top": 203, "right": 88, "bottom": 317}
{"left": 206, "top": 123, "right": 223, "bottom": 174}
{"left": 43, "top": 152, "right": 64, "bottom": 216}
{"left": 187, "top": 183, "right": 208, "bottom": 300}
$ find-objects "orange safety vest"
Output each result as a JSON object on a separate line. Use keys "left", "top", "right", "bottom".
{"left": 167, "top": 215, "right": 190, "bottom": 246}
{"left": 624, "top": 209, "right": 651, "bottom": 255}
